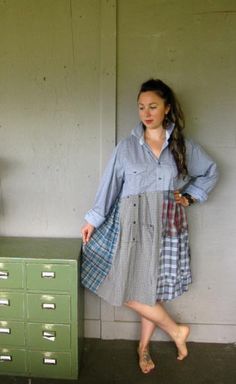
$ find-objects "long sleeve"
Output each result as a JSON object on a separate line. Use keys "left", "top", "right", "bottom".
{"left": 85, "top": 143, "right": 124, "bottom": 228}
{"left": 183, "top": 139, "right": 219, "bottom": 202}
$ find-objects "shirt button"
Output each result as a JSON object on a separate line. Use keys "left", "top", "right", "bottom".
{"left": 133, "top": 221, "right": 136, "bottom": 224}
{"left": 158, "top": 177, "right": 162, "bottom": 180}
{"left": 133, "top": 203, "right": 136, "bottom": 207}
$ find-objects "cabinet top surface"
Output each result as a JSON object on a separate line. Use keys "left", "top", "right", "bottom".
{"left": 0, "top": 237, "right": 82, "bottom": 260}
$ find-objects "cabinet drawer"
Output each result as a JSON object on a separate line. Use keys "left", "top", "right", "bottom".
{"left": 0, "top": 292, "right": 24, "bottom": 320}
{"left": 27, "top": 294, "right": 70, "bottom": 323}
{"left": 0, "top": 262, "right": 24, "bottom": 289}
{"left": 27, "top": 323, "right": 70, "bottom": 351}
{"left": 0, "top": 321, "right": 25, "bottom": 346}
{"left": 26, "top": 263, "right": 72, "bottom": 291}
{"left": 0, "top": 348, "right": 26, "bottom": 374}
{"left": 28, "top": 351, "right": 71, "bottom": 379}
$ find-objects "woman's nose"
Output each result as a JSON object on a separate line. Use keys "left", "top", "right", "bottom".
{"left": 145, "top": 108, "right": 151, "bottom": 116}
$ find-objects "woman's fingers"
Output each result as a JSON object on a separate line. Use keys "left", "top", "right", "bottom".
{"left": 81, "top": 224, "right": 95, "bottom": 244}
{"left": 174, "top": 190, "right": 182, "bottom": 203}
{"left": 174, "top": 191, "right": 189, "bottom": 207}
{"left": 81, "top": 228, "right": 88, "bottom": 244}
{"left": 85, "top": 228, "right": 92, "bottom": 243}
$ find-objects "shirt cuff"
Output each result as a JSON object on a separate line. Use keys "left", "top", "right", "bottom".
{"left": 85, "top": 209, "right": 105, "bottom": 228}
{"left": 182, "top": 185, "right": 208, "bottom": 203}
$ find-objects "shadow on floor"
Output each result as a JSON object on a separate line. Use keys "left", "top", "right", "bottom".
{"left": 0, "top": 339, "right": 236, "bottom": 384}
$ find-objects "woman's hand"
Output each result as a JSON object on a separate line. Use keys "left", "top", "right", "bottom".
{"left": 81, "top": 223, "right": 95, "bottom": 244}
{"left": 174, "top": 190, "right": 195, "bottom": 207}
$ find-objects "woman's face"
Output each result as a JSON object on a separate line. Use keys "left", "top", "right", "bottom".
{"left": 138, "top": 91, "right": 170, "bottom": 130}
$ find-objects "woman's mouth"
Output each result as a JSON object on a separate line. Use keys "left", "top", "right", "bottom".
{"left": 145, "top": 120, "right": 153, "bottom": 124}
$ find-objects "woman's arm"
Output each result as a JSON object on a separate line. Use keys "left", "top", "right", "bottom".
{"left": 181, "top": 139, "right": 219, "bottom": 202}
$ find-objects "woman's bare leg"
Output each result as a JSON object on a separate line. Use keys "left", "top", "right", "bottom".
{"left": 126, "top": 301, "right": 190, "bottom": 361}
{"left": 138, "top": 317, "right": 156, "bottom": 373}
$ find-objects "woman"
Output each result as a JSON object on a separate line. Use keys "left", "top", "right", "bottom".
{"left": 81, "top": 79, "right": 219, "bottom": 374}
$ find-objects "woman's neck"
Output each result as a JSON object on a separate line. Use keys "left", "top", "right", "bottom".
{"left": 144, "top": 126, "right": 166, "bottom": 142}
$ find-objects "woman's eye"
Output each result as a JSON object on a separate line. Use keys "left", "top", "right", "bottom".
{"left": 150, "top": 106, "right": 157, "bottom": 110}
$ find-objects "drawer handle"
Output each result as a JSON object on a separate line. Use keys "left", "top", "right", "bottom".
{"left": 0, "top": 299, "right": 10, "bottom": 306}
{"left": 42, "top": 330, "right": 56, "bottom": 341}
{"left": 43, "top": 357, "right": 57, "bottom": 365}
{"left": 41, "top": 271, "right": 55, "bottom": 279}
{"left": 0, "top": 355, "right": 12, "bottom": 362}
{"left": 0, "top": 271, "right": 9, "bottom": 280}
{"left": 0, "top": 327, "right": 11, "bottom": 334}
{"left": 42, "top": 303, "right": 56, "bottom": 310}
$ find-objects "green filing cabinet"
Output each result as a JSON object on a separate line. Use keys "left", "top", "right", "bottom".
{"left": 0, "top": 237, "right": 84, "bottom": 380}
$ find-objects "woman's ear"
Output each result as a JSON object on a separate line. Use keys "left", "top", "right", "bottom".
{"left": 165, "top": 104, "right": 171, "bottom": 115}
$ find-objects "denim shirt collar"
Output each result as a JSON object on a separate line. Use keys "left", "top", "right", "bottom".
{"left": 132, "top": 121, "right": 175, "bottom": 146}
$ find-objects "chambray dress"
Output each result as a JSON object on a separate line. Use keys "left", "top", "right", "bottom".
{"left": 81, "top": 123, "right": 218, "bottom": 306}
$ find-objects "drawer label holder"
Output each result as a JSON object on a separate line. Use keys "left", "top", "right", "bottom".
{"left": 0, "top": 328, "right": 11, "bottom": 334}
{"left": 42, "top": 330, "right": 56, "bottom": 342}
{"left": 42, "top": 303, "right": 56, "bottom": 310}
{"left": 41, "top": 271, "right": 56, "bottom": 279}
{"left": 0, "top": 299, "right": 10, "bottom": 306}
{"left": 0, "top": 355, "right": 12, "bottom": 362}
{"left": 43, "top": 357, "right": 57, "bottom": 365}
{"left": 0, "top": 271, "right": 9, "bottom": 280}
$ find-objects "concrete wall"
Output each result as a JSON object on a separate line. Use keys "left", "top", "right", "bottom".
{"left": 0, "top": 0, "right": 235, "bottom": 342}
{"left": 105, "top": 0, "right": 236, "bottom": 343}
{"left": 0, "top": 0, "right": 116, "bottom": 237}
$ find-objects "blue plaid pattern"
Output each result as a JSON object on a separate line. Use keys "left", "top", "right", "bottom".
{"left": 157, "top": 193, "right": 192, "bottom": 301}
{"left": 157, "top": 232, "right": 192, "bottom": 301}
{"left": 81, "top": 199, "right": 120, "bottom": 293}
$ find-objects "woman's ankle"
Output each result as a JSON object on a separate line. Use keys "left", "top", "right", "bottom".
{"left": 138, "top": 341, "right": 149, "bottom": 352}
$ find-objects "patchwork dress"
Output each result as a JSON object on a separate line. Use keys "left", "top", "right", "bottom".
{"left": 81, "top": 123, "right": 218, "bottom": 306}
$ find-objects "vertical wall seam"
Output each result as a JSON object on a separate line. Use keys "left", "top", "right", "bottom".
{"left": 69, "top": 0, "right": 76, "bottom": 66}
{"left": 99, "top": 0, "right": 117, "bottom": 339}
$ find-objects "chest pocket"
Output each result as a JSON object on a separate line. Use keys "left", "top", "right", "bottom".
{"left": 125, "top": 166, "right": 147, "bottom": 190}
{"left": 161, "top": 163, "right": 178, "bottom": 189}
{"left": 162, "top": 163, "right": 178, "bottom": 178}
{"left": 124, "top": 165, "right": 156, "bottom": 194}
{"left": 125, "top": 166, "right": 147, "bottom": 177}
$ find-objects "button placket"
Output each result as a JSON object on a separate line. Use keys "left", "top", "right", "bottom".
{"left": 132, "top": 197, "right": 139, "bottom": 242}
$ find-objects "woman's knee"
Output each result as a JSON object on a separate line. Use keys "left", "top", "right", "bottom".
{"left": 124, "top": 300, "right": 138, "bottom": 308}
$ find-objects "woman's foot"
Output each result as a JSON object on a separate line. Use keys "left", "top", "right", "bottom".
{"left": 137, "top": 347, "right": 155, "bottom": 374}
{"left": 174, "top": 325, "right": 190, "bottom": 360}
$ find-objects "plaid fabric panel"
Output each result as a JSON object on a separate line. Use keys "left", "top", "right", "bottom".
{"left": 162, "top": 191, "right": 188, "bottom": 237}
{"left": 157, "top": 232, "right": 192, "bottom": 301}
{"left": 157, "top": 192, "right": 192, "bottom": 301}
{"left": 81, "top": 199, "right": 120, "bottom": 293}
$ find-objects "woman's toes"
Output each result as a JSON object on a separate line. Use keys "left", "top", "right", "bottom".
{"left": 138, "top": 348, "right": 155, "bottom": 374}
{"left": 176, "top": 325, "right": 190, "bottom": 360}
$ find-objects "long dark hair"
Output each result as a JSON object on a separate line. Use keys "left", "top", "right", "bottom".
{"left": 138, "top": 79, "right": 188, "bottom": 178}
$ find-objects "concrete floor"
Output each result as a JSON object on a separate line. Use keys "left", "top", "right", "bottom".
{"left": 1, "top": 339, "right": 236, "bottom": 384}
